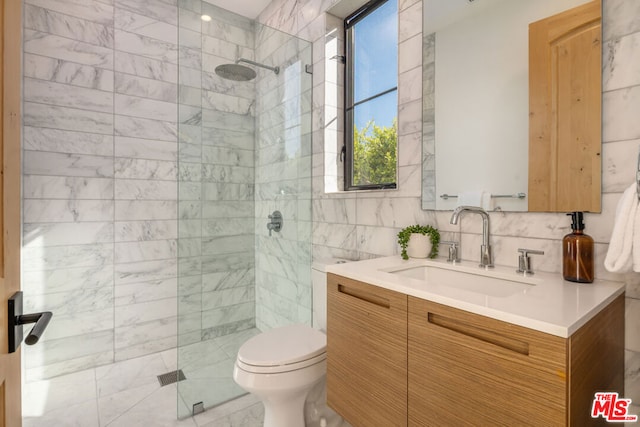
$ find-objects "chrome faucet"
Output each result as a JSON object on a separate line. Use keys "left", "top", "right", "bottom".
{"left": 450, "top": 206, "right": 494, "bottom": 268}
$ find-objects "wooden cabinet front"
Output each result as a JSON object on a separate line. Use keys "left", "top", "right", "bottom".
{"left": 407, "top": 295, "right": 624, "bottom": 427}
{"left": 408, "top": 297, "right": 567, "bottom": 426}
{"left": 326, "top": 271, "right": 624, "bottom": 427}
{"left": 327, "top": 273, "right": 408, "bottom": 427}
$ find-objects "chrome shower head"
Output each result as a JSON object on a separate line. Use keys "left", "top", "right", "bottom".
{"left": 214, "top": 57, "right": 280, "bottom": 81}
{"left": 214, "top": 63, "right": 257, "bottom": 81}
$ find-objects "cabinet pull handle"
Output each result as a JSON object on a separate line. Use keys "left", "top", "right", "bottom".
{"left": 338, "top": 284, "right": 390, "bottom": 309}
{"left": 428, "top": 312, "right": 529, "bottom": 356}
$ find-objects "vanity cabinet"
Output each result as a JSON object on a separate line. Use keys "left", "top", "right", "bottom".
{"left": 409, "top": 298, "right": 566, "bottom": 426}
{"left": 326, "top": 273, "right": 624, "bottom": 427}
{"left": 409, "top": 295, "right": 624, "bottom": 427}
{"left": 326, "top": 273, "right": 408, "bottom": 427}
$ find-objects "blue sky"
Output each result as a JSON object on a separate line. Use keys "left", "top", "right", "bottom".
{"left": 352, "top": 0, "right": 398, "bottom": 132}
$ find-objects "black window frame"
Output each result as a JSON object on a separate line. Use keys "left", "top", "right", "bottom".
{"left": 343, "top": 0, "right": 398, "bottom": 191}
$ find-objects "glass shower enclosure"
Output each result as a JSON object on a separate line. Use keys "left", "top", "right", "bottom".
{"left": 176, "top": 1, "right": 312, "bottom": 417}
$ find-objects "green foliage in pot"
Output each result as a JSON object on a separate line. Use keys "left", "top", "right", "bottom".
{"left": 397, "top": 224, "right": 440, "bottom": 260}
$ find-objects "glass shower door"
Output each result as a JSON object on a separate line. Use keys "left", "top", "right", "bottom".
{"left": 176, "top": 0, "right": 312, "bottom": 417}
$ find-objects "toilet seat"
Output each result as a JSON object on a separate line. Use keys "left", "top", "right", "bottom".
{"left": 236, "top": 352, "right": 326, "bottom": 374}
{"left": 236, "top": 324, "right": 326, "bottom": 374}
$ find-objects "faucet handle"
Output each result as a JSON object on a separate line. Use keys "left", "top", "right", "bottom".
{"left": 266, "top": 210, "right": 283, "bottom": 237}
{"left": 516, "top": 248, "right": 544, "bottom": 275}
{"left": 441, "top": 241, "right": 461, "bottom": 264}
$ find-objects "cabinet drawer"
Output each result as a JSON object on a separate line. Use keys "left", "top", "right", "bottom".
{"left": 327, "top": 274, "right": 408, "bottom": 427}
{"left": 408, "top": 297, "right": 567, "bottom": 426}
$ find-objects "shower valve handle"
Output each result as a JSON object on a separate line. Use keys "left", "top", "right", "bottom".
{"left": 267, "top": 211, "right": 283, "bottom": 236}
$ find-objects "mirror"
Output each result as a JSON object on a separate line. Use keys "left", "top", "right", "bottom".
{"left": 421, "top": 0, "right": 601, "bottom": 212}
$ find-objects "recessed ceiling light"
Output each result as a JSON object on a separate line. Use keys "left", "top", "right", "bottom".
{"left": 201, "top": 14, "right": 212, "bottom": 22}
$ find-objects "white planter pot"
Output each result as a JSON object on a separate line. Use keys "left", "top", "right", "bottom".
{"left": 406, "top": 233, "right": 432, "bottom": 259}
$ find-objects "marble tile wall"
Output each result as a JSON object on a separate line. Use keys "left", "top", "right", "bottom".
{"left": 259, "top": 0, "right": 640, "bottom": 414}
{"left": 198, "top": 2, "right": 257, "bottom": 341}
{"left": 112, "top": 0, "right": 179, "bottom": 365}
{"left": 176, "top": 0, "right": 204, "bottom": 348}
{"left": 253, "top": 25, "right": 313, "bottom": 330}
{"left": 176, "top": 1, "right": 258, "bottom": 349}
{"left": 22, "top": 0, "right": 180, "bottom": 380}
{"left": 22, "top": 0, "right": 313, "bottom": 389}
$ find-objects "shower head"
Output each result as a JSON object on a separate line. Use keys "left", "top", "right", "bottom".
{"left": 214, "top": 63, "right": 257, "bottom": 81}
{"left": 214, "top": 57, "right": 280, "bottom": 81}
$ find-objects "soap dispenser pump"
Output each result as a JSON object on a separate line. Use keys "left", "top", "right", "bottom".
{"left": 562, "top": 211, "right": 594, "bottom": 283}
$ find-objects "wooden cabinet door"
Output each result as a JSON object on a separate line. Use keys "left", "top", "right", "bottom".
{"left": 327, "top": 274, "right": 408, "bottom": 427}
{"left": 408, "top": 297, "right": 567, "bottom": 427}
{"left": 0, "top": 0, "right": 22, "bottom": 425}
{"left": 528, "top": 0, "right": 601, "bottom": 212}
{"left": 567, "top": 294, "right": 624, "bottom": 426}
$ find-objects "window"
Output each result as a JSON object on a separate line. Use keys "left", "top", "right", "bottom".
{"left": 344, "top": 0, "right": 398, "bottom": 190}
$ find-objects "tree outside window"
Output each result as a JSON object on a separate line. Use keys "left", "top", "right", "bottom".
{"left": 353, "top": 119, "right": 397, "bottom": 186}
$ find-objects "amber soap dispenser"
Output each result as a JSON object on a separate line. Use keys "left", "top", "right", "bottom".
{"left": 562, "top": 212, "right": 594, "bottom": 283}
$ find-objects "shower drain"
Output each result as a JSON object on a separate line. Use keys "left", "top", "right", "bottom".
{"left": 157, "top": 369, "right": 186, "bottom": 386}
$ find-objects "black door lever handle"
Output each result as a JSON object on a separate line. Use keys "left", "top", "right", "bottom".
{"left": 17, "top": 311, "right": 52, "bottom": 345}
{"left": 8, "top": 291, "right": 53, "bottom": 353}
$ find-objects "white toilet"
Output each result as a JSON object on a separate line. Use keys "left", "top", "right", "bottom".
{"left": 232, "top": 259, "right": 345, "bottom": 427}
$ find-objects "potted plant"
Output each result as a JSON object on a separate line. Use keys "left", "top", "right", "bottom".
{"left": 397, "top": 224, "right": 440, "bottom": 260}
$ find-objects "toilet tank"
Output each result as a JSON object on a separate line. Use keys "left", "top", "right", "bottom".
{"left": 312, "top": 258, "right": 349, "bottom": 331}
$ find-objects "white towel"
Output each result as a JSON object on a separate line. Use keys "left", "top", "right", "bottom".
{"left": 481, "top": 192, "right": 493, "bottom": 211}
{"left": 604, "top": 183, "right": 639, "bottom": 273}
{"left": 457, "top": 191, "right": 492, "bottom": 210}
{"left": 457, "top": 191, "right": 484, "bottom": 207}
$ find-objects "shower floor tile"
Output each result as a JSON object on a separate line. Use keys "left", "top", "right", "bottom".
{"left": 96, "top": 352, "right": 169, "bottom": 397}
{"left": 176, "top": 331, "right": 260, "bottom": 418}
{"left": 22, "top": 368, "right": 97, "bottom": 417}
{"left": 98, "top": 382, "right": 162, "bottom": 426}
{"left": 23, "top": 330, "right": 265, "bottom": 426}
{"left": 23, "top": 396, "right": 101, "bottom": 427}
{"left": 102, "top": 384, "right": 197, "bottom": 427}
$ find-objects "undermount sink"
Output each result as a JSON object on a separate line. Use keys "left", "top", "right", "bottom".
{"left": 383, "top": 263, "right": 537, "bottom": 298}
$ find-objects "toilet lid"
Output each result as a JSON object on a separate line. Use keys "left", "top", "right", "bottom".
{"left": 237, "top": 324, "right": 326, "bottom": 367}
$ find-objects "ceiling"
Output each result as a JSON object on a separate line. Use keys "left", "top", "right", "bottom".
{"left": 203, "top": 0, "right": 272, "bottom": 19}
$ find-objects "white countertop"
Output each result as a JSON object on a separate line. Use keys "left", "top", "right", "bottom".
{"left": 325, "top": 256, "right": 625, "bottom": 338}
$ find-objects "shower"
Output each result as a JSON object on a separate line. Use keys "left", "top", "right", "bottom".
{"left": 19, "top": 0, "right": 312, "bottom": 422}
{"left": 214, "top": 57, "right": 280, "bottom": 81}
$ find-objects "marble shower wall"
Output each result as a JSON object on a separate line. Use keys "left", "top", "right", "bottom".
{"left": 253, "top": 25, "right": 313, "bottom": 330}
{"left": 22, "top": 0, "right": 180, "bottom": 381}
{"left": 21, "top": 0, "right": 313, "bottom": 384}
{"left": 176, "top": 1, "right": 258, "bottom": 347}
{"left": 259, "top": 0, "right": 640, "bottom": 414}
